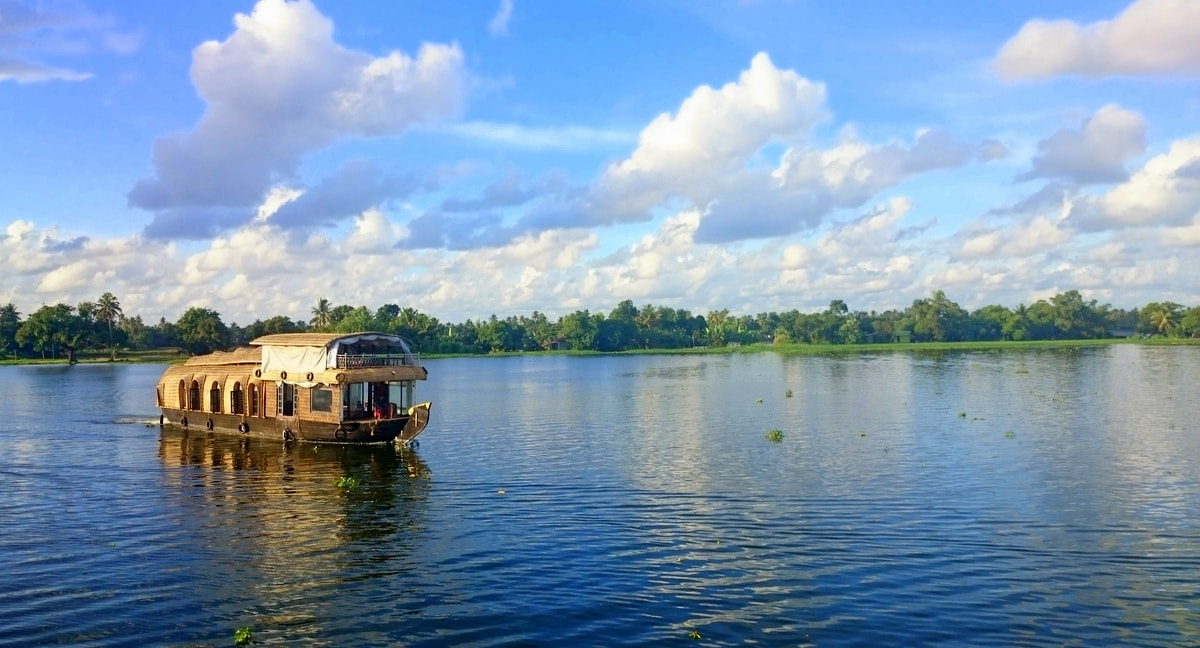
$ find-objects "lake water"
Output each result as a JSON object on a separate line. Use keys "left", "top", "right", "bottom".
{"left": 1, "top": 346, "right": 1198, "bottom": 646}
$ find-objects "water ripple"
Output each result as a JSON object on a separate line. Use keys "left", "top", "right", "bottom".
{"left": 1, "top": 353, "right": 1199, "bottom": 646}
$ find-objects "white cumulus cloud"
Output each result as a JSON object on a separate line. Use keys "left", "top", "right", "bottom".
{"left": 994, "top": 0, "right": 1200, "bottom": 79}
{"left": 1095, "top": 137, "right": 1200, "bottom": 228}
{"left": 1020, "top": 104, "right": 1147, "bottom": 184}
{"left": 128, "top": 0, "right": 465, "bottom": 237}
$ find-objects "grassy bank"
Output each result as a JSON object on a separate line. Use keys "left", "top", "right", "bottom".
{"left": 425, "top": 337, "right": 1200, "bottom": 359}
{"left": 3, "top": 338, "right": 1198, "bottom": 366}
{"left": 0, "top": 349, "right": 187, "bottom": 366}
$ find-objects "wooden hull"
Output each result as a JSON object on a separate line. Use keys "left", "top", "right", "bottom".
{"left": 158, "top": 402, "right": 432, "bottom": 445}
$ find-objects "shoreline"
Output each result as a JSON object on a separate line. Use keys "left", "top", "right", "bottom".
{"left": 9, "top": 337, "right": 1196, "bottom": 366}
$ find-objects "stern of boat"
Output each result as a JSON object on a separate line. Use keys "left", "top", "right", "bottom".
{"left": 397, "top": 402, "right": 432, "bottom": 447}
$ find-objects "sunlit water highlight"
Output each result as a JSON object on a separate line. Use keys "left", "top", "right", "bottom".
{"left": 1, "top": 346, "right": 1198, "bottom": 646}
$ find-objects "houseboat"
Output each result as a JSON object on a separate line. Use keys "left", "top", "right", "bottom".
{"left": 156, "top": 332, "right": 432, "bottom": 445}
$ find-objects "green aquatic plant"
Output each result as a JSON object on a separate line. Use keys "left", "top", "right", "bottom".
{"left": 958, "top": 411, "right": 967, "bottom": 418}
{"left": 234, "top": 626, "right": 253, "bottom": 645}
{"left": 1004, "top": 431, "right": 1016, "bottom": 439}
{"left": 764, "top": 429, "right": 784, "bottom": 442}
{"left": 335, "top": 475, "right": 362, "bottom": 491}
{"left": 688, "top": 630, "right": 702, "bottom": 640}
{"left": 756, "top": 398, "right": 763, "bottom": 404}
{"left": 785, "top": 389, "right": 793, "bottom": 398}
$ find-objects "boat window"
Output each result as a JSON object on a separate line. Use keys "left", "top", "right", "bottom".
{"left": 280, "top": 383, "right": 295, "bottom": 417}
{"left": 391, "top": 380, "right": 414, "bottom": 409}
{"left": 368, "top": 381, "right": 389, "bottom": 418}
{"left": 178, "top": 380, "right": 186, "bottom": 409}
{"left": 346, "top": 382, "right": 365, "bottom": 406}
{"left": 344, "top": 382, "right": 367, "bottom": 419}
{"left": 209, "top": 381, "right": 222, "bottom": 413}
{"left": 231, "top": 383, "right": 244, "bottom": 415}
{"left": 249, "top": 384, "right": 259, "bottom": 417}
{"left": 188, "top": 381, "right": 201, "bottom": 411}
{"left": 311, "top": 387, "right": 333, "bottom": 412}
{"left": 341, "top": 382, "right": 401, "bottom": 419}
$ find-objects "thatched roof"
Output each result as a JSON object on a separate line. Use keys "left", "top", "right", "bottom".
{"left": 158, "top": 363, "right": 258, "bottom": 389}
{"left": 184, "top": 346, "right": 261, "bottom": 366}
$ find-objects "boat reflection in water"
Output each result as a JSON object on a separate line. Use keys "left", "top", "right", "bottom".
{"left": 156, "top": 427, "right": 432, "bottom": 634}
{"left": 158, "top": 425, "right": 431, "bottom": 482}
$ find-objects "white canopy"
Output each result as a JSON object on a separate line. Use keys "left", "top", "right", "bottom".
{"left": 257, "top": 332, "right": 415, "bottom": 377}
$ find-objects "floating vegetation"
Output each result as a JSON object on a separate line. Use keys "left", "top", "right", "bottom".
{"left": 335, "top": 475, "right": 362, "bottom": 491}
{"left": 234, "top": 626, "right": 253, "bottom": 646}
{"left": 756, "top": 398, "right": 763, "bottom": 404}
{"left": 958, "top": 411, "right": 967, "bottom": 418}
{"left": 1015, "top": 368, "right": 1029, "bottom": 374}
{"left": 764, "top": 429, "right": 784, "bottom": 442}
{"left": 859, "top": 432, "right": 866, "bottom": 437}
{"left": 1004, "top": 431, "right": 1016, "bottom": 439}
{"left": 688, "top": 630, "right": 702, "bottom": 640}
{"left": 785, "top": 389, "right": 794, "bottom": 398}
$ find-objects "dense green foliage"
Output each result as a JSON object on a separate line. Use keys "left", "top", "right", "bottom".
{"left": 1, "top": 289, "right": 1197, "bottom": 361}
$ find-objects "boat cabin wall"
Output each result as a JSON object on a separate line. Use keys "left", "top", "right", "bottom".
{"left": 290, "top": 383, "right": 340, "bottom": 425}
{"left": 160, "top": 374, "right": 274, "bottom": 420}
{"left": 160, "top": 371, "right": 419, "bottom": 425}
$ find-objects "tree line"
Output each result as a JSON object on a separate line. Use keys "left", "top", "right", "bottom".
{"left": 2, "top": 290, "right": 1197, "bottom": 361}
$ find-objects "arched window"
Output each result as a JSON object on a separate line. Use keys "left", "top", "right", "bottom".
{"left": 249, "top": 383, "right": 259, "bottom": 417}
{"left": 178, "top": 380, "right": 186, "bottom": 409}
{"left": 231, "top": 382, "right": 244, "bottom": 414}
{"left": 188, "top": 381, "right": 201, "bottom": 411}
{"left": 209, "top": 381, "right": 222, "bottom": 413}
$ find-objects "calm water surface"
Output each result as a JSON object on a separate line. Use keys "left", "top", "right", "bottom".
{"left": 1, "top": 346, "right": 1198, "bottom": 646}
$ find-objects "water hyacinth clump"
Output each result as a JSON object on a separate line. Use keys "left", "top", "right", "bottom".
{"left": 765, "top": 429, "right": 784, "bottom": 442}
{"left": 335, "top": 475, "right": 362, "bottom": 491}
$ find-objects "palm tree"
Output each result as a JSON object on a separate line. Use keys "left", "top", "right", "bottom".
{"left": 634, "top": 304, "right": 660, "bottom": 349}
{"left": 634, "top": 304, "right": 659, "bottom": 330}
{"left": 1148, "top": 304, "right": 1180, "bottom": 336}
{"left": 96, "top": 292, "right": 122, "bottom": 360}
{"left": 310, "top": 298, "right": 333, "bottom": 330}
{"left": 705, "top": 309, "right": 730, "bottom": 346}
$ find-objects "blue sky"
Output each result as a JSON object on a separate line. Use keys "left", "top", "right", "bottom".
{"left": 2, "top": 0, "right": 1198, "bottom": 325}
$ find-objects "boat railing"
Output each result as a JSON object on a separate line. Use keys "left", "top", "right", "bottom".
{"left": 338, "top": 353, "right": 421, "bottom": 368}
